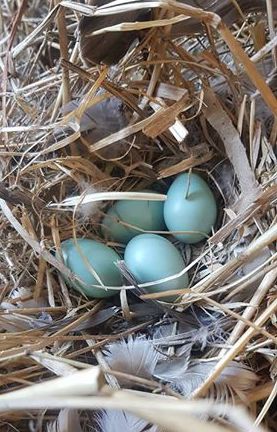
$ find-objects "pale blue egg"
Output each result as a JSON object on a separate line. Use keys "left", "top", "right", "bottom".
{"left": 164, "top": 173, "right": 217, "bottom": 244}
{"left": 124, "top": 234, "right": 188, "bottom": 299}
{"left": 101, "top": 191, "right": 165, "bottom": 243}
{"left": 60, "top": 238, "right": 122, "bottom": 298}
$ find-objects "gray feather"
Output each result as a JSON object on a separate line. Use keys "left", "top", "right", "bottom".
{"left": 103, "top": 336, "right": 160, "bottom": 381}
{"left": 154, "top": 346, "right": 192, "bottom": 382}
{"left": 61, "top": 97, "right": 128, "bottom": 133}
{"left": 170, "top": 360, "right": 258, "bottom": 398}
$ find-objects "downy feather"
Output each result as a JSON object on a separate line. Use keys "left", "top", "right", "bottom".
{"left": 47, "top": 409, "right": 83, "bottom": 432}
{"left": 154, "top": 347, "right": 192, "bottom": 382}
{"left": 0, "top": 287, "right": 51, "bottom": 332}
{"left": 95, "top": 410, "right": 159, "bottom": 432}
{"left": 61, "top": 96, "right": 128, "bottom": 133}
{"left": 168, "top": 360, "right": 258, "bottom": 398}
{"left": 103, "top": 336, "right": 160, "bottom": 380}
{"left": 75, "top": 182, "right": 101, "bottom": 219}
{"left": 152, "top": 314, "right": 228, "bottom": 352}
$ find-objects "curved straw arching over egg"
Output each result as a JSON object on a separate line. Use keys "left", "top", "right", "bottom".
{"left": 124, "top": 233, "right": 189, "bottom": 301}
{"left": 60, "top": 238, "right": 122, "bottom": 298}
{"left": 101, "top": 190, "right": 166, "bottom": 243}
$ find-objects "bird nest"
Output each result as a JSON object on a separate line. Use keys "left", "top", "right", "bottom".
{"left": 0, "top": 1, "right": 276, "bottom": 431}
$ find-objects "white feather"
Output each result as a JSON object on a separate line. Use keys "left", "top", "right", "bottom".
{"left": 103, "top": 336, "right": 160, "bottom": 381}
{"left": 95, "top": 410, "right": 156, "bottom": 432}
{"left": 73, "top": 181, "right": 102, "bottom": 219}
{"left": 47, "top": 409, "right": 82, "bottom": 432}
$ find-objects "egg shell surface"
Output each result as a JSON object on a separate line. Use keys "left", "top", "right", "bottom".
{"left": 60, "top": 238, "right": 122, "bottom": 298}
{"left": 101, "top": 191, "right": 165, "bottom": 244}
{"left": 164, "top": 173, "right": 217, "bottom": 244}
{"left": 124, "top": 233, "right": 188, "bottom": 299}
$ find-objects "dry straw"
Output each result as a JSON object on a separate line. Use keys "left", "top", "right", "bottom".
{"left": 0, "top": 0, "right": 276, "bottom": 431}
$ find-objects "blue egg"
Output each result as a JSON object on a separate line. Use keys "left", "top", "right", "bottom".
{"left": 60, "top": 238, "right": 122, "bottom": 298}
{"left": 124, "top": 234, "right": 188, "bottom": 299}
{"left": 164, "top": 173, "right": 217, "bottom": 244}
{"left": 101, "top": 191, "right": 165, "bottom": 243}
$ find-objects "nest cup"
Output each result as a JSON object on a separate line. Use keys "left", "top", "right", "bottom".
{"left": 0, "top": 1, "right": 276, "bottom": 431}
